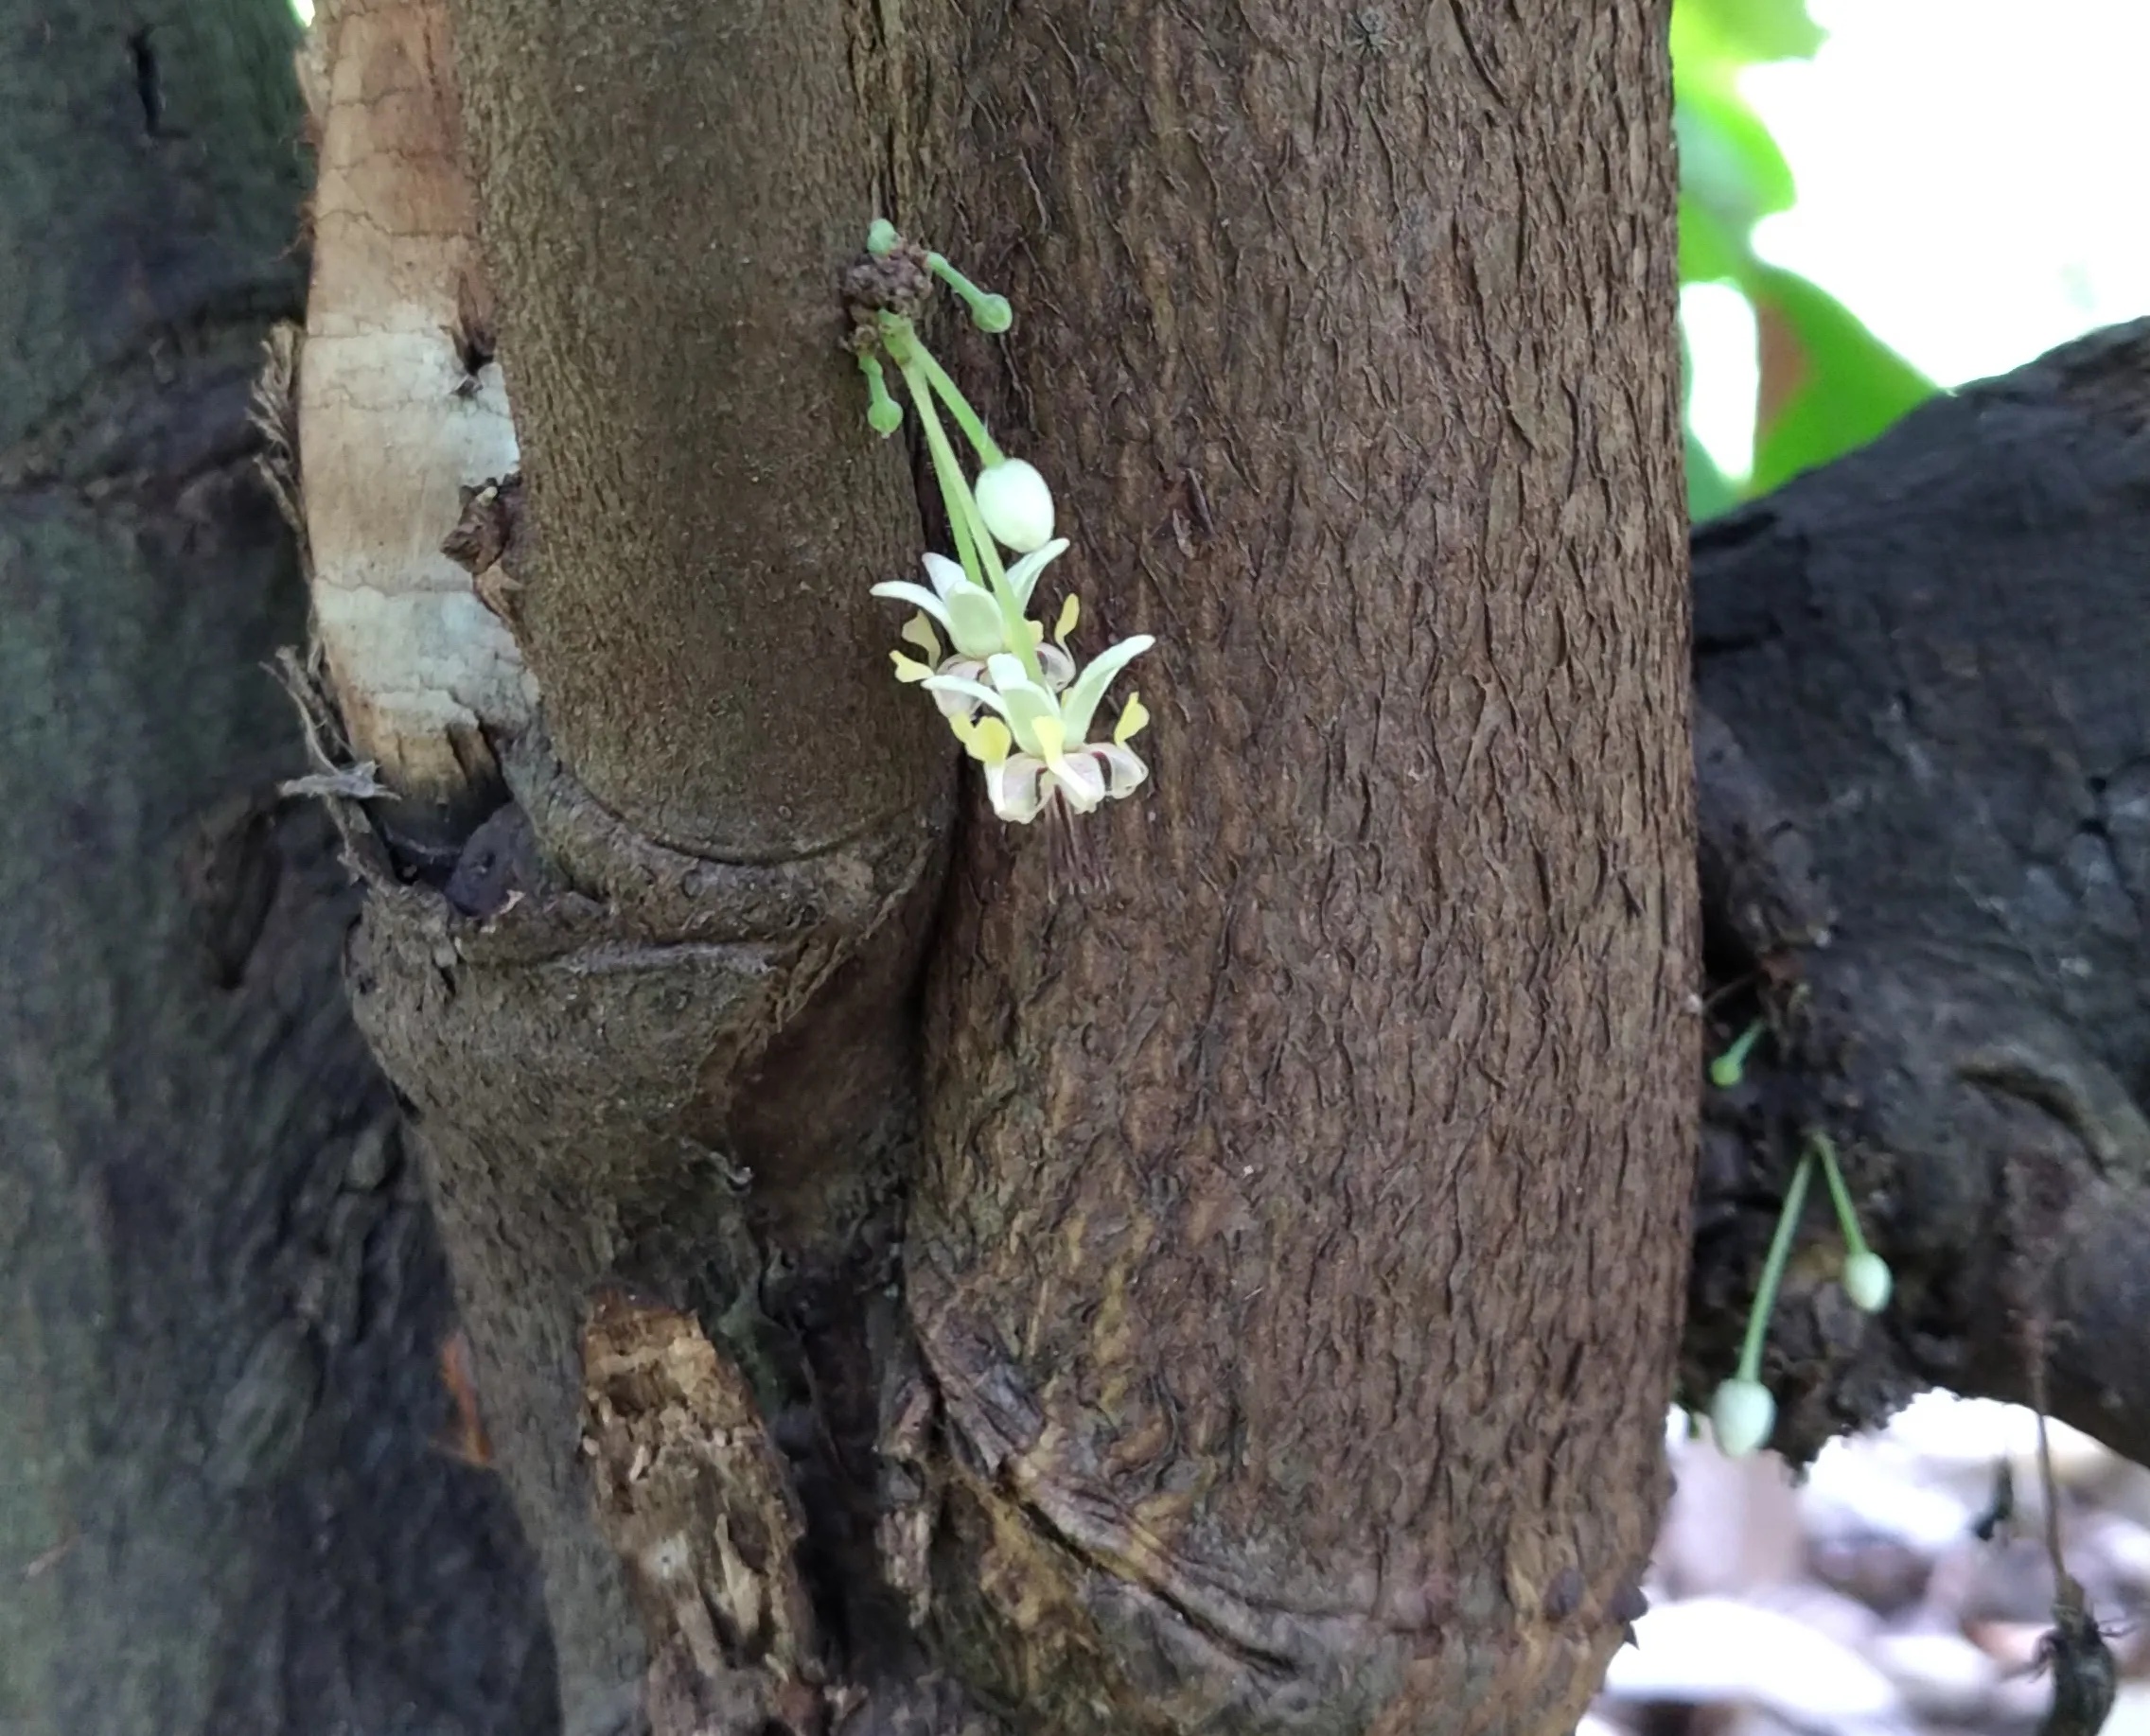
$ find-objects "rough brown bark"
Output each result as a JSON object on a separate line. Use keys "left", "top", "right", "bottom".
{"left": 326, "top": 1, "right": 960, "bottom": 1727}
{"left": 333, "top": 1, "right": 1698, "bottom": 1733}
{"left": 903, "top": 5, "right": 1695, "bottom": 1730}
{"left": 447, "top": 0, "right": 944, "bottom": 857}
{"left": 0, "top": 2, "right": 552, "bottom": 1731}
{"left": 24, "top": 3, "right": 2150, "bottom": 1732}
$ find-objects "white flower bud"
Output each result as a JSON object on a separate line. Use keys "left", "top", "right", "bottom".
{"left": 975, "top": 459, "right": 1055, "bottom": 552}
{"left": 1709, "top": 1377, "right": 1776, "bottom": 1459}
{"left": 1842, "top": 1250, "right": 1893, "bottom": 1314}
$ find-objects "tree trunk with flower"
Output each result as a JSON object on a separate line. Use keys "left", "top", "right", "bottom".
{"left": 293, "top": 0, "right": 1698, "bottom": 1731}
{"left": 18, "top": 1, "right": 2150, "bottom": 1734}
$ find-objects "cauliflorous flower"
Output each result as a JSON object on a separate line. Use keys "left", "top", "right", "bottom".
{"left": 927, "top": 640, "right": 1154, "bottom": 823}
{"left": 851, "top": 224, "right": 1167, "bottom": 830}
{"left": 877, "top": 544, "right": 1075, "bottom": 710}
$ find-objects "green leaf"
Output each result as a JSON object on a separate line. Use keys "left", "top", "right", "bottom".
{"left": 1685, "top": 429, "right": 1740, "bottom": 525}
{"left": 1674, "top": 0, "right": 1824, "bottom": 69}
{"left": 1678, "top": 191, "right": 1750, "bottom": 286}
{"left": 1674, "top": 79, "right": 1799, "bottom": 235}
{"left": 1747, "top": 265, "right": 1935, "bottom": 494}
{"left": 1681, "top": 315, "right": 1744, "bottom": 522}
{"left": 1670, "top": 0, "right": 1815, "bottom": 250}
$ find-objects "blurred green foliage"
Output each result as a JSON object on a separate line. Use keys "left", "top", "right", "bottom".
{"left": 1672, "top": 0, "right": 1934, "bottom": 517}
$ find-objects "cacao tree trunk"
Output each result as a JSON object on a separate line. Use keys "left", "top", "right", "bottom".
{"left": 18, "top": 3, "right": 2150, "bottom": 1735}
{"left": 328, "top": 0, "right": 1696, "bottom": 1731}
{"left": 900, "top": 7, "right": 1697, "bottom": 1730}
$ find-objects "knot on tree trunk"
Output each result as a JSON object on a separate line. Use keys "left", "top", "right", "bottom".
{"left": 295, "top": 700, "right": 951, "bottom": 1733}
{"left": 901, "top": 1260, "right": 1640, "bottom": 1736}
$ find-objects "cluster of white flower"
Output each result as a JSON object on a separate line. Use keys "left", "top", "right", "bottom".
{"left": 853, "top": 221, "right": 1154, "bottom": 826}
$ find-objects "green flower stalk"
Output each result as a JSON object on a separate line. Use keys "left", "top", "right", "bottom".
{"left": 925, "top": 251, "right": 1013, "bottom": 332}
{"left": 858, "top": 353, "right": 903, "bottom": 436}
{"left": 1711, "top": 1147, "right": 1813, "bottom": 1459}
{"left": 1810, "top": 1131, "right": 1893, "bottom": 1313}
{"left": 1706, "top": 1127, "right": 1895, "bottom": 1459}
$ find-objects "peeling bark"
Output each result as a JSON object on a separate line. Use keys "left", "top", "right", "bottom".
{"left": 298, "top": 0, "right": 530, "bottom": 841}
{"left": 580, "top": 1291, "right": 828, "bottom": 1735}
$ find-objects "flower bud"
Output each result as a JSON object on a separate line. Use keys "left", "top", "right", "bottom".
{"left": 976, "top": 459, "right": 1055, "bottom": 552}
{"left": 1842, "top": 1250, "right": 1893, "bottom": 1313}
{"left": 1709, "top": 1377, "right": 1776, "bottom": 1459}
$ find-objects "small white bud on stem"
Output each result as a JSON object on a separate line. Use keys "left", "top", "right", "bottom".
{"left": 976, "top": 459, "right": 1055, "bottom": 552}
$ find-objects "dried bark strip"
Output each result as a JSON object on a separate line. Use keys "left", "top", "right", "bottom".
{"left": 581, "top": 1291, "right": 828, "bottom": 1736}
{"left": 298, "top": 0, "right": 530, "bottom": 839}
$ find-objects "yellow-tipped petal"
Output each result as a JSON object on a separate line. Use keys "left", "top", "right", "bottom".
{"left": 890, "top": 650, "right": 934, "bottom": 684}
{"left": 1055, "top": 593, "right": 1081, "bottom": 643}
{"left": 1031, "top": 713, "right": 1066, "bottom": 763}
{"left": 955, "top": 715, "right": 1013, "bottom": 764}
{"left": 1113, "top": 691, "right": 1150, "bottom": 745}
{"left": 900, "top": 613, "right": 942, "bottom": 658}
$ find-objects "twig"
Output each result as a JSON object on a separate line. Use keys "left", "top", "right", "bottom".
{"left": 2009, "top": 1154, "right": 2117, "bottom": 1735}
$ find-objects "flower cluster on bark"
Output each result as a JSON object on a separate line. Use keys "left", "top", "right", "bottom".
{"left": 851, "top": 222, "right": 1154, "bottom": 826}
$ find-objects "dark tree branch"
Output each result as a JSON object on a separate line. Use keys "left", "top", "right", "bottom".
{"left": 1686, "top": 320, "right": 2150, "bottom": 1465}
{"left": 0, "top": 2, "right": 548, "bottom": 1731}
